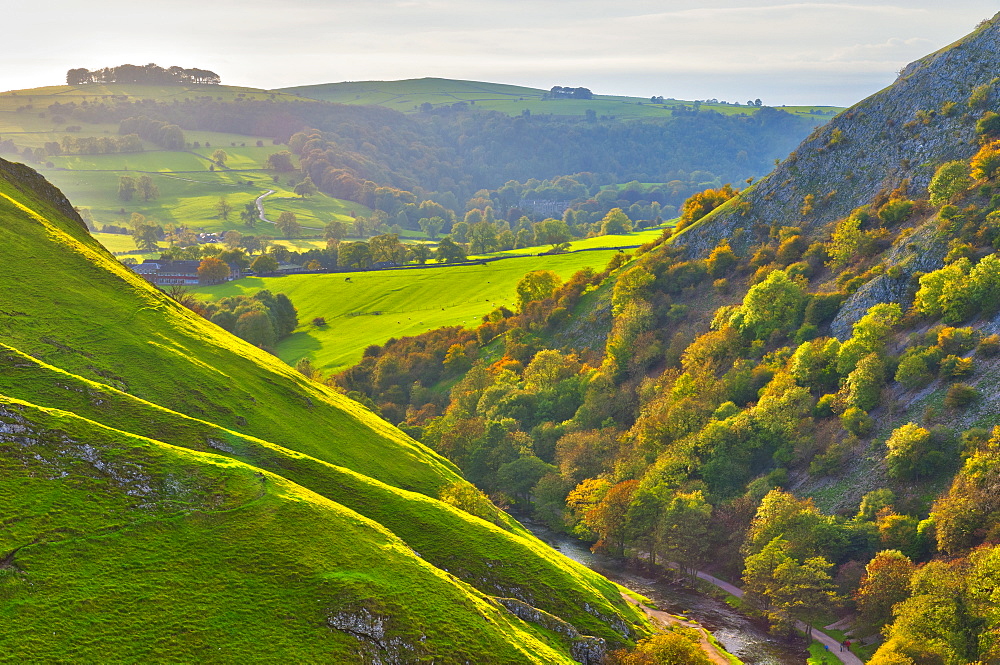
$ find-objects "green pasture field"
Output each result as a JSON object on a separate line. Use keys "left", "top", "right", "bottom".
{"left": 469, "top": 225, "right": 670, "bottom": 260}
{"left": 194, "top": 249, "right": 622, "bottom": 372}
{"left": 280, "top": 77, "right": 843, "bottom": 121}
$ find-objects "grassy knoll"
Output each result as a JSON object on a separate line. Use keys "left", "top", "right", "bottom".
{"left": 196, "top": 250, "right": 622, "bottom": 372}
{"left": 470, "top": 225, "right": 671, "bottom": 260}
{"left": 0, "top": 156, "right": 649, "bottom": 657}
{"left": 281, "top": 77, "right": 843, "bottom": 121}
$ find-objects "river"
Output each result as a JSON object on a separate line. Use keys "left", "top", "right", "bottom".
{"left": 524, "top": 522, "right": 808, "bottom": 665}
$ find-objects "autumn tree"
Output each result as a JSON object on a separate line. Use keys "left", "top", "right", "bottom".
{"left": 600, "top": 208, "right": 633, "bottom": 235}
{"left": 678, "top": 184, "right": 737, "bottom": 229}
{"left": 197, "top": 256, "right": 231, "bottom": 284}
{"left": 211, "top": 149, "right": 227, "bottom": 166}
{"left": 586, "top": 480, "right": 638, "bottom": 556}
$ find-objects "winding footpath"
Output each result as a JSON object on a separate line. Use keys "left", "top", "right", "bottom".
{"left": 688, "top": 568, "right": 864, "bottom": 665}
{"left": 620, "top": 593, "right": 733, "bottom": 664}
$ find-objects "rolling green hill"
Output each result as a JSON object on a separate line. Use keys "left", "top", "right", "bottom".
{"left": 282, "top": 77, "right": 843, "bottom": 121}
{"left": 195, "top": 248, "right": 628, "bottom": 372}
{"left": 0, "top": 156, "right": 649, "bottom": 660}
{"left": 0, "top": 83, "right": 365, "bottom": 241}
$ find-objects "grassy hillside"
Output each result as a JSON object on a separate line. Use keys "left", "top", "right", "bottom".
{"left": 0, "top": 156, "right": 649, "bottom": 658}
{"left": 196, "top": 249, "right": 624, "bottom": 372}
{"left": 282, "top": 77, "right": 842, "bottom": 121}
{"left": 0, "top": 83, "right": 365, "bottom": 242}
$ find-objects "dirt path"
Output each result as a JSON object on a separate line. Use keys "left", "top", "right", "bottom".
{"left": 679, "top": 566, "right": 864, "bottom": 665}
{"left": 620, "top": 592, "right": 732, "bottom": 665}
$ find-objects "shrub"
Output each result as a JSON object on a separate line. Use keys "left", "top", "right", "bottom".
{"left": 939, "top": 354, "right": 974, "bottom": 378}
{"left": 977, "top": 333, "right": 1000, "bottom": 356}
{"left": 971, "top": 140, "right": 1000, "bottom": 180}
{"left": 885, "top": 423, "right": 933, "bottom": 479}
{"left": 878, "top": 199, "right": 915, "bottom": 225}
{"left": 944, "top": 383, "right": 978, "bottom": 409}
{"left": 927, "top": 161, "right": 972, "bottom": 205}
{"left": 841, "top": 406, "right": 874, "bottom": 436}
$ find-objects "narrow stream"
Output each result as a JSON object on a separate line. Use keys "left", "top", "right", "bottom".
{"left": 525, "top": 522, "right": 807, "bottom": 665}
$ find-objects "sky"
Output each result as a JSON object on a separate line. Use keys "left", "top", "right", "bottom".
{"left": 4, "top": 1, "right": 993, "bottom": 107}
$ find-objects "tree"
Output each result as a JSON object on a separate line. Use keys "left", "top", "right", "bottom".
{"left": 222, "top": 230, "right": 242, "bottom": 250}
{"left": 533, "top": 218, "right": 573, "bottom": 250}
{"left": 293, "top": 176, "right": 318, "bottom": 198}
{"left": 137, "top": 175, "right": 159, "bottom": 201}
{"left": 338, "top": 242, "right": 372, "bottom": 270}
{"left": 419, "top": 216, "right": 445, "bottom": 240}
{"left": 586, "top": 480, "right": 638, "bottom": 556}
{"left": 118, "top": 175, "right": 137, "bottom": 202}
{"left": 369, "top": 233, "right": 405, "bottom": 264}
{"left": 605, "top": 631, "right": 712, "bottom": 665}
{"left": 211, "top": 149, "right": 228, "bottom": 166}
{"left": 435, "top": 237, "right": 466, "bottom": 263}
{"left": 276, "top": 211, "right": 301, "bottom": 238}
{"left": 197, "top": 257, "right": 231, "bottom": 284}
{"left": 265, "top": 150, "right": 295, "bottom": 171}
{"left": 678, "top": 184, "right": 737, "bottom": 229}
{"left": 235, "top": 309, "right": 276, "bottom": 349}
{"left": 410, "top": 244, "right": 431, "bottom": 264}
{"left": 216, "top": 196, "right": 233, "bottom": 221}
{"left": 516, "top": 270, "right": 562, "bottom": 311}
{"left": 732, "top": 269, "right": 805, "bottom": 340}
{"left": 240, "top": 202, "right": 257, "bottom": 228}
{"left": 325, "top": 220, "right": 347, "bottom": 242}
{"left": 659, "top": 490, "right": 712, "bottom": 576}
{"left": 971, "top": 140, "right": 1000, "bottom": 180}
{"left": 769, "top": 555, "right": 838, "bottom": 636}
{"left": 250, "top": 254, "right": 279, "bottom": 275}
{"left": 928, "top": 161, "right": 972, "bottom": 206}
{"left": 132, "top": 224, "right": 160, "bottom": 252}
{"left": 885, "top": 423, "right": 934, "bottom": 480}
{"left": 600, "top": 208, "right": 633, "bottom": 235}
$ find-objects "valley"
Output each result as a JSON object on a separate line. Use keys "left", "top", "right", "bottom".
{"left": 4, "top": 10, "right": 1000, "bottom": 664}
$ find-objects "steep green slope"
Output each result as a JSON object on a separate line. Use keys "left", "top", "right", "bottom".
{"left": 0, "top": 397, "right": 571, "bottom": 663}
{"left": 0, "top": 156, "right": 649, "bottom": 658}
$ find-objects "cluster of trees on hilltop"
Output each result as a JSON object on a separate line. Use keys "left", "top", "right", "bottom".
{"left": 326, "top": 131, "right": 1000, "bottom": 661}
{"left": 546, "top": 86, "right": 593, "bottom": 100}
{"left": 66, "top": 63, "right": 220, "bottom": 85}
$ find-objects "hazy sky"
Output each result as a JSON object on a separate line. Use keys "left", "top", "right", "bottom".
{"left": 4, "top": 1, "right": 993, "bottom": 106}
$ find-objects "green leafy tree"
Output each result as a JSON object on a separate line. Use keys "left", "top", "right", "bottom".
{"left": 418, "top": 216, "right": 445, "bottom": 240}
{"left": 885, "top": 423, "right": 934, "bottom": 480}
{"left": 534, "top": 218, "right": 573, "bottom": 250}
{"left": 265, "top": 150, "right": 295, "bottom": 171}
{"left": 600, "top": 208, "right": 633, "bottom": 235}
{"left": 250, "top": 254, "right": 279, "bottom": 275}
{"left": 658, "top": 490, "right": 712, "bottom": 577}
{"left": 338, "top": 241, "right": 372, "bottom": 269}
{"left": 293, "top": 176, "right": 318, "bottom": 198}
{"left": 276, "top": 211, "right": 301, "bottom": 238}
{"left": 211, "top": 148, "right": 227, "bottom": 165}
{"left": 516, "top": 270, "right": 562, "bottom": 311}
{"left": 928, "top": 161, "right": 972, "bottom": 206}
{"left": 215, "top": 196, "right": 233, "bottom": 221}
{"left": 732, "top": 269, "right": 806, "bottom": 340}
{"left": 137, "top": 175, "right": 159, "bottom": 201}
{"left": 324, "top": 220, "right": 347, "bottom": 242}
{"left": 240, "top": 202, "right": 257, "bottom": 228}
{"left": 132, "top": 223, "right": 160, "bottom": 252}
{"left": 235, "top": 309, "right": 276, "bottom": 348}
{"left": 117, "top": 175, "right": 137, "bottom": 202}
{"left": 435, "top": 237, "right": 466, "bottom": 263}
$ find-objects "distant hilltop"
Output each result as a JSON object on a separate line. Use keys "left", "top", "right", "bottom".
{"left": 66, "top": 63, "right": 220, "bottom": 86}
